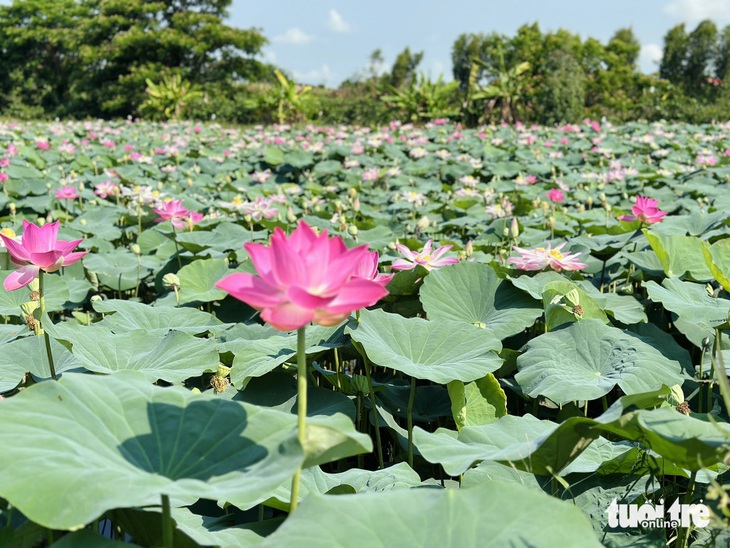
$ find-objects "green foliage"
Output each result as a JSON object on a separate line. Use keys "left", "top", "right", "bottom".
{"left": 380, "top": 73, "right": 460, "bottom": 122}
{"left": 536, "top": 47, "right": 586, "bottom": 124}
{"left": 141, "top": 75, "right": 203, "bottom": 121}
{"left": 0, "top": 0, "right": 267, "bottom": 118}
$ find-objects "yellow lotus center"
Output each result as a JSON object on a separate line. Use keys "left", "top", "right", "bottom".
{"left": 0, "top": 228, "right": 16, "bottom": 238}
{"left": 549, "top": 250, "right": 564, "bottom": 260}
{"left": 421, "top": 254, "right": 431, "bottom": 261}
{"left": 536, "top": 247, "right": 546, "bottom": 252}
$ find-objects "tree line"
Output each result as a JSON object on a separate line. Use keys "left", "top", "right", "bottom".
{"left": 1, "top": 0, "right": 729, "bottom": 125}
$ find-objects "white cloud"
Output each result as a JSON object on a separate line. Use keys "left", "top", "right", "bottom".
{"left": 273, "top": 28, "right": 315, "bottom": 45}
{"left": 294, "top": 64, "right": 333, "bottom": 85}
{"left": 327, "top": 9, "right": 351, "bottom": 33}
{"left": 639, "top": 43, "right": 663, "bottom": 73}
{"left": 664, "top": 0, "right": 730, "bottom": 25}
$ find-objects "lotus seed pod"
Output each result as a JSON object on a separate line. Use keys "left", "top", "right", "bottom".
{"left": 586, "top": 197, "right": 594, "bottom": 207}
{"left": 388, "top": 241, "right": 396, "bottom": 250}
{"left": 243, "top": 214, "right": 252, "bottom": 223}
{"left": 90, "top": 294, "right": 102, "bottom": 303}
{"left": 348, "top": 225, "right": 358, "bottom": 236}
{"left": 547, "top": 216, "right": 555, "bottom": 229}
{"left": 130, "top": 243, "right": 141, "bottom": 255}
{"left": 162, "top": 273, "right": 181, "bottom": 290}
{"left": 8, "top": 203, "right": 16, "bottom": 213}
{"left": 416, "top": 216, "right": 430, "bottom": 231}
{"left": 578, "top": 204, "right": 586, "bottom": 212}
{"left": 503, "top": 226, "right": 510, "bottom": 238}
{"left": 37, "top": 218, "right": 45, "bottom": 226}
{"left": 604, "top": 203, "right": 612, "bottom": 212}
{"left": 347, "top": 188, "right": 357, "bottom": 198}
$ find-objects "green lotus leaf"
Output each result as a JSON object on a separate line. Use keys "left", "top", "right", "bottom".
{"left": 420, "top": 262, "right": 542, "bottom": 340}
{"left": 348, "top": 308, "right": 502, "bottom": 383}
{"left": 515, "top": 319, "right": 684, "bottom": 403}
{"left": 0, "top": 371, "right": 304, "bottom": 530}
{"left": 260, "top": 480, "right": 601, "bottom": 548}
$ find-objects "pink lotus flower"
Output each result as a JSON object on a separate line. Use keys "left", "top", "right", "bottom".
{"left": 154, "top": 200, "right": 203, "bottom": 229}
{"left": 215, "top": 222, "right": 388, "bottom": 331}
{"left": 508, "top": 243, "right": 587, "bottom": 272}
{"left": 618, "top": 196, "right": 667, "bottom": 224}
{"left": 352, "top": 251, "right": 393, "bottom": 288}
{"left": 546, "top": 188, "right": 565, "bottom": 203}
{"left": 94, "top": 181, "right": 119, "bottom": 199}
{"left": 392, "top": 240, "right": 459, "bottom": 271}
{"left": 56, "top": 186, "right": 79, "bottom": 200}
{"left": 0, "top": 173, "right": 7, "bottom": 183}
{"left": 1, "top": 221, "right": 87, "bottom": 291}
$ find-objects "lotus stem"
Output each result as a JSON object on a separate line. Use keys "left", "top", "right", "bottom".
{"left": 289, "top": 326, "right": 307, "bottom": 513}
{"left": 38, "top": 271, "right": 57, "bottom": 381}
{"left": 363, "top": 354, "right": 384, "bottom": 469}
{"left": 161, "top": 494, "right": 173, "bottom": 548}
{"left": 407, "top": 376, "right": 416, "bottom": 467}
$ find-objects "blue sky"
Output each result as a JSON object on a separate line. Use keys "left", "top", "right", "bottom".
{"left": 228, "top": 0, "right": 730, "bottom": 86}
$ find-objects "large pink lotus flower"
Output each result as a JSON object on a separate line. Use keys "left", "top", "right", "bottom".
{"left": 508, "top": 243, "right": 587, "bottom": 272}
{"left": 154, "top": 199, "right": 204, "bottom": 229}
{"left": 352, "top": 251, "right": 393, "bottom": 288}
{"left": 215, "top": 222, "right": 389, "bottom": 331}
{"left": 392, "top": 240, "right": 459, "bottom": 271}
{"left": 618, "top": 196, "right": 667, "bottom": 224}
{"left": 1, "top": 220, "right": 87, "bottom": 290}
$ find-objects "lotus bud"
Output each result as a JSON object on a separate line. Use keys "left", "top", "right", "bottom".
{"left": 598, "top": 192, "right": 606, "bottom": 202}
{"left": 352, "top": 197, "right": 360, "bottom": 212}
{"left": 604, "top": 203, "right": 612, "bottom": 212}
{"left": 334, "top": 200, "right": 343, "bottom": 213}
{"left": 286, "top": 206, "right": 297, "bottom": 223}
{"left": 348, "top": 225, "right": 358, "bottom": 237}
{"left": 509, "top": 218, "right": 519, "bottom": 239}
{"left": 540, "top": 201, "right": 549, "bottom": 212}
{"left": 90, "top": 294, "right": 102, "bottom": 304}
{"left": 8, "top": 203, "right": 16, "bottom": 214}
{"left": 503, "top": 226, "right": 510, "bottom": 238}
{"left": 465, "top": 240, "right": 474, "bottom": 257}
{"left": 547, "top": 216, "right": 555, "bottom": 229}
{"left": 347, "top": 188, "right": 357, "bottom": 198}
{"left": 586, "top": 197, "right": 593, "bottom": 208}
{"left": 578, "top": 204, "right": 586, "bottom": 212}
{"left": 130, "top": 243, "right": 141, "bottom": 256}
{"left": 157, "top": 182, "right": 164, "bottom": 190}
{"left": 388, "top": 241, "right": 397, "bottom": 250}
{"left": 416, "top": 216, "right": 430, "bottom": 231}
{"left": 162, "top": 273, "right": 180, "bottom": 291}
{"left": 79, "top": 182, "right": 85, "bottom": 190}
{"left": 187, "top": 179, "right": 193, "bottom": 188}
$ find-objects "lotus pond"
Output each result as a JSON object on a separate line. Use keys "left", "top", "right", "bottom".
{"left": 1, "top": 119, "right": 730, "bottom": 547}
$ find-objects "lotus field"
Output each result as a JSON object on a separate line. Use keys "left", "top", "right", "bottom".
{"left": 2, "top": 118, "right": 730, "bottom": 547}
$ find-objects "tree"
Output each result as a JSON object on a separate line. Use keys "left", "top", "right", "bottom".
{"left": 386, "top": 47, "right": 424, "bottom": 89}
{"left": 607, "top": 28, "right": 641, "bottom": 69}
{"left": 536, "top": 47, "right": 585, "bottom": 124}
{"left": 0, "top": 0, "right": 268, "bottom": 118}
{"left": 660, "top": 24, "right": 688, "bottom": 85}
{"left": 685, "top": 19, "right": 718, "bottom": 93}
{"left": 715, "top": 25, "right": 730, "bottom": 80}
{"left": 0, "top": 0, "right": 88, "bottom": 117}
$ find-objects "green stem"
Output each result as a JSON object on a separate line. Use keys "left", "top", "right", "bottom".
{"left": 407, "top": 376, "right": 416, "bottom": 468}
{"left": 712, "top": 329, "right": 730, "bottom": 415}
{"left": 171, "top": 225, "right": 183, "bottom": 270}
{"left": 161, "top": 494, "right": 173, "bottom": 548}
{"left": 290, "top": 326, "right": 307, "bottom": 513}
{"left": 363, "top": 355, "right": 384, "bottom": 469}
{"left": 676, "top": 471, "right": 698, "bottom": 548}
{"left": 38, "top": 271, "right": 57, "bottom": 381}
{"left": 601, "top": 395, "right": 608, "bottom": 412}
